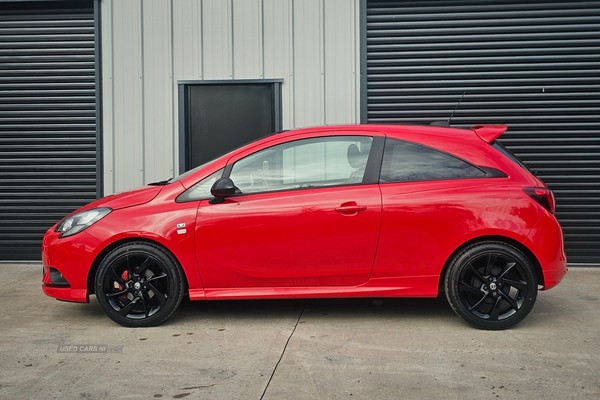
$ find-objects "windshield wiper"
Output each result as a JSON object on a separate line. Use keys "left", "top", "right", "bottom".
{"left": 148, "top": 178, "right": 173, "bottom": 186}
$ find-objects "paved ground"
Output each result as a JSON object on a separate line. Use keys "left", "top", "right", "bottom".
{"left": 0, "top": 263, "right": 599, "bottom": 400}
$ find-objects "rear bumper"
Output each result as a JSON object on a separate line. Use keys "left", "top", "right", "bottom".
{"left": 540, "top": 264, "right": 568, "bottom": 290}
{"left": 524, "top": 211, "right": 568, "bottom": 290}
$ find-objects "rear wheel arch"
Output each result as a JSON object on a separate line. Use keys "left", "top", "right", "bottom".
{"left": 438, "top": 235, "right": 544, "bottom": 294}
{"left": 87, "top": 237, "right": 189, "bottom": 296}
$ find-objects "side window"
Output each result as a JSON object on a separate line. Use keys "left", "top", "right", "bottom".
{"left": 230, "top": 136, "right": 373, "bottom": 195}
{"left": 380, "top": 139, "right": 485, "bottom": 183}
{"left": 176, "top": 169, "right": 224, "bottom": 202}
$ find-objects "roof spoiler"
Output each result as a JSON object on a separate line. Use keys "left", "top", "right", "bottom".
{"left": 471, "top": 125, "right": 508, "bottom": 143}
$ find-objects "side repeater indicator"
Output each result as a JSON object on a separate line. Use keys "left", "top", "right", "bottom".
{"left": 176, "top": 223, "right": 186, "bottom": 234}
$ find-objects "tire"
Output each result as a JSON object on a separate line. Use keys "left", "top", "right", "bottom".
{"left": 445, "top": 242, "right": 538, "bottom": 330}
{"left": 95, "top": 242, "right": 184, "bottom": 327}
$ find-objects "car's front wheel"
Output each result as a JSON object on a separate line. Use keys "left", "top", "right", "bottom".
{"left": 445, "top": 242, "right": 538, "bottom": 330}
{"left": 95, "top": 242, "right": 184, "bottom": 327}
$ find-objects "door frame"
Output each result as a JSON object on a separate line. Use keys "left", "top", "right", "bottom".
{"left": 177, "top": 79, "right": 283, "bottom": 174}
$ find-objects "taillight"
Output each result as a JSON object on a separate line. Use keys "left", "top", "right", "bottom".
{"left": 523, "top": 187, "right": 555, "bottom": 214}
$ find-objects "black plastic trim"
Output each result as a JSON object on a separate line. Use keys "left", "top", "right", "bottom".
{"left": 362, "top": 136, "right": 385, "bottom": 184}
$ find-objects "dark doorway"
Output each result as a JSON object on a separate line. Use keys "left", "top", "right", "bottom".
{"left": 179, "top": 80, "right": 282, "bottom": 173}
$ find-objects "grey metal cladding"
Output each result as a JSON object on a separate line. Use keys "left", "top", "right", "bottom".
{"left": 366, "top": 0, "right": 600, "bottom": 264}
{"left": 0, "top": 1, "right": 96, "bottom": 261}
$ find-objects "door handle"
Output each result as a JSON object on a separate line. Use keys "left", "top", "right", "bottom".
{"left": 335, "top": 203, "right": 367, "bottom": 213}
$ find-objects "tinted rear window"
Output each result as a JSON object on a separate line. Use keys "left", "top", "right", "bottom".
{"left": 380, "top": 138, "right": 486, "bottom": 183}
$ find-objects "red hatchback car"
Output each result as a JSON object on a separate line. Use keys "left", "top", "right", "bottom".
{"left": 42, "top": 124, "right": 567, "bottom": 329}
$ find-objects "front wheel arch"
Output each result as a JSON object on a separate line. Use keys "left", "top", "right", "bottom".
{"left": 87, "top": 237, "right": 189, "bottom": 297}
{"left": 438, "top": 235, "right": 544, "bottom": 294}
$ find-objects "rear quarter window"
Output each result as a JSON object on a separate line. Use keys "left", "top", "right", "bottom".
{"left": 380, "top": 138, "right": 486, "bottom": 183}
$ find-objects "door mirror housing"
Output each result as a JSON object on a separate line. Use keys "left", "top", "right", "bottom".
{"left": 209, "top": 177, "right": 236, "bottom": 203}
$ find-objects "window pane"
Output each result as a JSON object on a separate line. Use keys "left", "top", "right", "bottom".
{"left": 230, "top": 136, "right": 372, "bottom": 194}
{"left": 177, "top": 169, "right": 224, "bottom": 202}
{"left": 380, "top": 139, "right": 485, "bottom": 183}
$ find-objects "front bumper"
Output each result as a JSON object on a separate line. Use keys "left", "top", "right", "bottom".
{"left": 42, "top": 285, "right": 89, "bottom": 303}
{"left": 42, "top": 229, "right": 103, "bottom": 303}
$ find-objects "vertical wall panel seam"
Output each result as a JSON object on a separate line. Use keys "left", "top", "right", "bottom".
{"left": 359, "top": 0, "right": 366, "bottom": 124}
{"left": 260, "top": 0, "right": 264, "bottom": 78}
{"left": 109, "top": 0, "right": 116, "bottom": 193}
{"left": 170, "top": 0, "right": 176, "bottom": 175}
{"left": 169, "top": 0, "right": 175, "bottom": 175}
{"left": 351, "top": 0, "right": 358, "bottom": 124}
{"left": 229, "top": 0, "right": 234, "bottom": 78}
{"left": 139, "top": 0, "right": 145, "bottom": 184}
{"left": 320, "top": 0, "right": 325, "bottom": 125}
{"left": 290, "top": 0, "right": 295, "bottom": 128}
{"left": 200, "top": 0, "right": 204, "bottom": 80}
{"left": 94, "top": 0, "right": 103, "bottom": 198}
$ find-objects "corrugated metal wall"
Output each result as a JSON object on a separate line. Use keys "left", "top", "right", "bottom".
{"left": 101, "top": 0, "right": 361, "bottom": 195}
{"left": 0, "top": 1, "right": 96, "bottom": 261}
{"left": 365, "top": 0, "right": 600, "bottom": 264}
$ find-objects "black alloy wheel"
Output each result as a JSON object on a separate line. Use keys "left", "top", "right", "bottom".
{"left": 445, "top": 242, "right": 538, "bottom": 330}
{"left": 95, "top": 242, "right": 184, "bottom": 327}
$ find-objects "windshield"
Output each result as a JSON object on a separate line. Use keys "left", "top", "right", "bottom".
{"left": 170, "top": 149, "right": 236, "bottom": 184}
{"left": 169, "top": 130, "right": 286, "bottom": 184}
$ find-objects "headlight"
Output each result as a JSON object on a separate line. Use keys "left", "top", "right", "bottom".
{"left": 55, "top": 208, "right": 112, "bottom": 238}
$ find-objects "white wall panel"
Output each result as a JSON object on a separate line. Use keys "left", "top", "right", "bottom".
{"left": 105, "top": 0, "right": 144, "bottom": 193}
{"left": 324, "top": 0, "right": 357, "bottom": 125}
{"left": 172, "top": 0, "right": 202, "bottom": 80}
{"left": 232, "top": 0, "right": 262, "bottom": 79}
{"left": 142, "top": 0, "right": 173, "bottom": 183}
{"left": 202, "top": 0, "right": 232, "bottom": 79}
{"left": 101, "top": 0, "right": 360, "bottom": 194}
{"left": 263, "top": 0, "right": 293, "bottom": 129}
{"left": 172, "top": 0, "right": 203, "bottom": 174}
{"left": 293, "top": 0, "right": 324, "bottom": 127}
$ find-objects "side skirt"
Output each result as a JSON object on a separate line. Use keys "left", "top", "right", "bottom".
{"left": 195, "top": 276, "right": 440, "bottom": 300}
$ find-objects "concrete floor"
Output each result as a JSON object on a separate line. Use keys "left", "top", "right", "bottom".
{"left": 0, "top": 263, "right": 599, "bottom": 400}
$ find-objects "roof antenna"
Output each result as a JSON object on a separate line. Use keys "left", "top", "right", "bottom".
{"left": 447, "top": 91, "right": 466, "bottom": 126}
{"left": 430, "top": 91, "right": 466, "bottom": 127}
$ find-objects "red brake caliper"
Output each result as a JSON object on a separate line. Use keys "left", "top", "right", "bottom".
{"left": 119, "top": 270, "right": 129, "bottom": 290}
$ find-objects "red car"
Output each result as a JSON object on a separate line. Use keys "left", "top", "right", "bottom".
{"left": 42, "top": 124, "right": 567, "bottom": 329}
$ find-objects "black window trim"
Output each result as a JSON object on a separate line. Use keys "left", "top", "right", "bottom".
{"left": 491, "top": 140, "right": 534, "bottom": 175}
{"left": 175, "top": 168, "right": 225, "bottom": 203}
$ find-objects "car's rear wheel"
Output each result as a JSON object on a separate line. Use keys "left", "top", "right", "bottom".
{"left": 445, "top": 242, "right": 538, "bottom": 330}
{"left": 95, "top": 242, "right": 184, "bottom": 327}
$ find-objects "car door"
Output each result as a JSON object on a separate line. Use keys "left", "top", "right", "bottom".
{"left": 194, "top": 133, "right": 384, "bottom": 288}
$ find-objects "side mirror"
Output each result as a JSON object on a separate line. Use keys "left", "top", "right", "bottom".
{"left": 209, "top": 177, "right": 236, "bottom": 204}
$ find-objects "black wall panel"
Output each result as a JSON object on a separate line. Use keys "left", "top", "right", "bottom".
{"left": 0, "top": 1, "right": 96, "bottom": 260}
{"left": 366, "top": 0, "right": 600, "bottom": 264}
